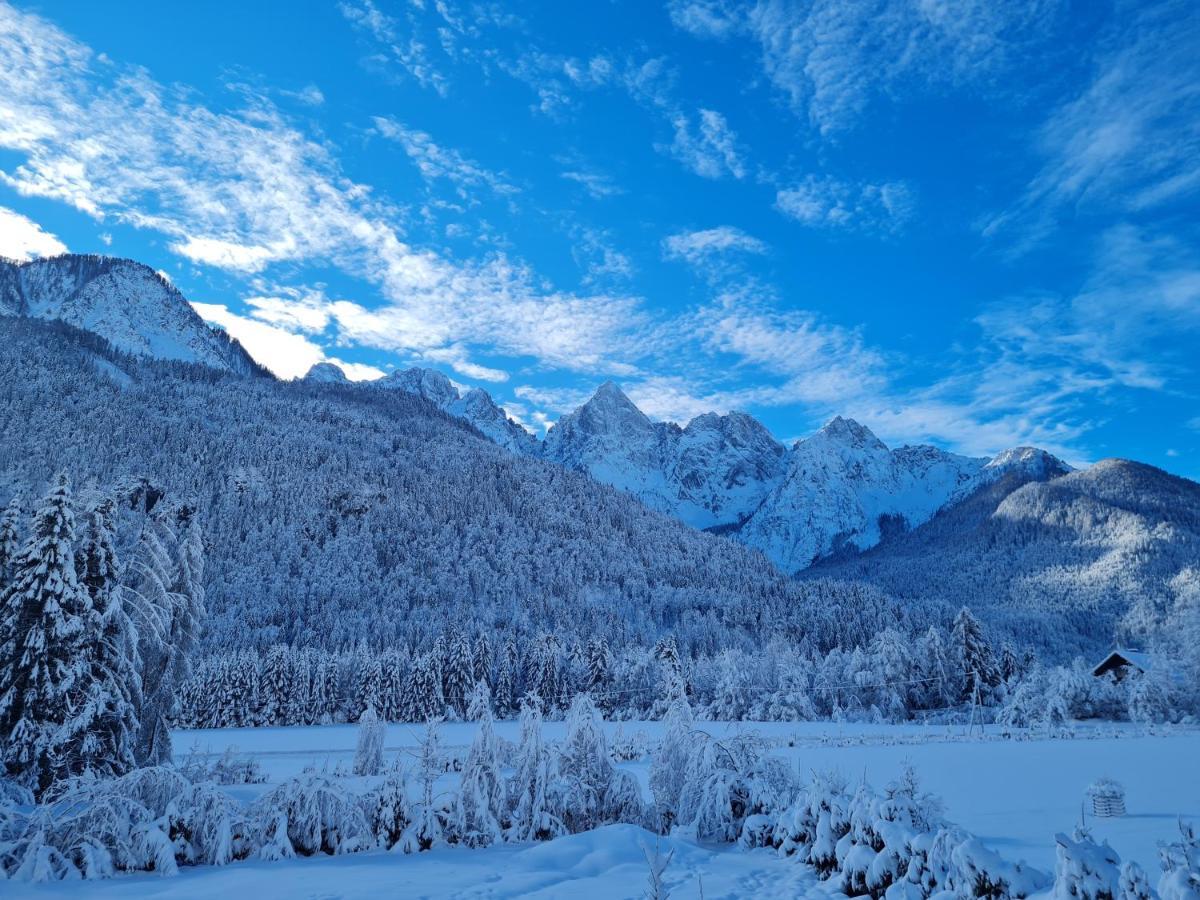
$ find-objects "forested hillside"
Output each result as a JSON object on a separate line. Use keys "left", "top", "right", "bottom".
{"left": 805, "top": 463, "right": 1200, "bottom": 657}
{"left": 0, "top": 318, "right": 909, "bottom": 659}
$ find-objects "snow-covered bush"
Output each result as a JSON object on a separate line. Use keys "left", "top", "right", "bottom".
{"left": 179, "top": 745, "right": 266, "bottom": 785}
{"left": 950, "top": 836, "right": 1049, "bottom": 899}
{"left": 0, "top": 767, "right": 187, "bottom": 881}
{"left": 165, "top": 780, "right": 254, "bottom": 867}
{"left": 772, "top": 768, "right": 850, "bottom": 876}
{"left": 674, "top": 731, "right": 793, "bottom": 843}
{"left": 1053, "top": 827, "right": 1121, "bottom": 900}
{"left": 1158, "top": 820, "right": 1200, "bottom": 900}
{"left": 360, "top": 765, "right": 409, "bottom": 850}
{"left": 252, "top": 771, "right": 370, "bottom": 858}
{"left": 1118, "top": 861, "right": 1154, "bottom": 900}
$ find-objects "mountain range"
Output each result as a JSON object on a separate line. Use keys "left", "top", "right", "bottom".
{"left": 3, "top": 252, "right": 1197, "bottom": 659}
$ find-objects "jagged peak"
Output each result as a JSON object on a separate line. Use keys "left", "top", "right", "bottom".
{"left": 377, "top": 366, "right": 460, "bottom": 407}
{"left": 985, "top": 446, "right": 1072, "bottom": 476}
{"left": 302, "top": 362, "right": 348, "bottom": 383}
{"left": 812, "top": 415, "right": 887, "bottom": 450}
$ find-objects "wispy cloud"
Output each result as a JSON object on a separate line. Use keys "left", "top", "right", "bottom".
{"left": 0, "top": 4, "right": 652, "bottom": 382}
{"left": 666, "top": 108, "right": 746, "bottom": 180}
{"left": 373, "top": 117, "right": 518, "bottom": 201}
{"left": 662, "top": 225, "right": 763, "bottom": 271}
{"left": 670, "top": 0, "right": 1061, "bottom": 136}
{"left": 982, "top": 0, "right": 1200, "bottom": 249}
{"left": 775, "top": 176, "right": 915, "bottom": 233}
{"left": 0, "top": 205, "right": 66, "bottom": 260}
{"left": 560, "top": 168, "right": 623, "bottom": 199}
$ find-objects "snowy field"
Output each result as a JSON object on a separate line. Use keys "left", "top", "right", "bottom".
{"left": 12, "top": 721, "right": 1198, "bottom": 899}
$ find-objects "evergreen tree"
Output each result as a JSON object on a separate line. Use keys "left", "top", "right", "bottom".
{"left": 130, "top": 504, "right": 206, "bottom": 765}
{"left": 59, "top": 499, "right": 141, "bottom": 781}
{"left": 443, "top": 632, "right": 475, "bottom": 719}
{"left": 951, "top": 607, "right": 999, "bottom": 703}
{"left": 457, "top": 682, "right": 504, "bottom": 847}
{"left": 0, "top": 496, "right": 21, "bottom": 583}
{"left": 506, "top": 693, "right": 564, "bottom": 842}
{"left": 259, "top": 644, "right": 292, "bottom": 725}
{"left": 0, "top": 475, "right": 92, "bottom": 794}
{"left": 650, "top": 668, "right": 693, "bottom": 830}
{"left": 493, "top": 641, "right": 517, "bottom": 718}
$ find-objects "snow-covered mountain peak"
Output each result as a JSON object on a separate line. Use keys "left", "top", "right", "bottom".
{"left": 810, "top": 416, "right": 888, "bottom": 452}
{"left": 378, "top": 366, "right": 460, "bottom": 408}
{"left": 303, "top": 362, "right": 349, "bottom": 383}
{"left": 0, "top": 254, "right": 259, "bottom": 374}
{"left": 984, "top": 446, "right": 1072, "bottom": 477}
{"left": 573, "top": 381, "right": 653, "bottom": 432}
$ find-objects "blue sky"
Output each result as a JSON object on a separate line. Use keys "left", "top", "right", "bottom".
{"left": 0, "top": 0, "right": 1197, "bottom": 475}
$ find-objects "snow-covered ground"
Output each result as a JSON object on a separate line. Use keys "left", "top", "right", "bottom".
{"left": 14, "top": 722, "right": 1197, "bottom": 898}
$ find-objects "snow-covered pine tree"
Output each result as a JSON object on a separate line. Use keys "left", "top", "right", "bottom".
{"left": 457, "top": 682, "right": 504, "bottom": 847}
{"left": 353, "top": 705, "right": 386, "bottom": 776}
{"left": 586, "top": 637, "right": 612, "bottom": 698}
{"left": 402, "top": 653, "right": 444, "bottom": 723}
{"left": 650, "top": 668, "right": 694, "bottom": 831}
{"left": 259, "top": 645, "right": 292, "bottom": 726}
{"left": 130, "top": 504, "right": 206, "bottom": 765}
{"left": 506, "top": 693, "right": 564, "bottom": 842}
{"left": 58, "top": 499, "right": 141, "bottom": 781}
{"left": 951, "top": 607, "right": 1000, "bottom": 704}
{"left": 400, "top": 718, "right": 446, "bottom": 852}
{"left": 0, "top": 496, "right": 21, "bottom": 584}
{"left": 472, "top": 633, "right": 492, "bottom": 689}
{"left": 442, "top": 632, "right": 475, "bottom": 720}
{"left": 558, "top": 693, "right": 616, "bottom": 833}
{"left": 0, "top": 474, "right": 92, "bottom": 795}
{"left": 492, "top": 639, "right": 518, "bottom": 718}
{"left": 352, "top": 654, "right": 383, "bottom": 722}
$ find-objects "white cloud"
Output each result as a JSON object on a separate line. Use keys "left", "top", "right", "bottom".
{"left": 775, "top": 176, "right": 915, "bottom": 232}
{"left": 192, "top": 301, "right": 326, "bottom": 379}
{"left": 373, "top": 117, "right": 518, "bottom": 200}
{"left": 666, "top": 108, "right": 746, "bottom": 179}
{"left": 671, "top": 0, "right": 1060, "bottom": 135}
{"left": 0, "top": 205, "right": 66, "bottom": 260}
{"left": 663, "top": 226, "right": 767, "bottom": 264}
{"left": 326, "top": 357, "right": 385, "bottom": 381}
{"left": 560, "top": 169, "right": 623, "bottom": 199}
{"left": 0, "top": 5, "right": 651, "bottom": 381}
{"left": 983, "top": 1, "right": 1200, "bottom": 248}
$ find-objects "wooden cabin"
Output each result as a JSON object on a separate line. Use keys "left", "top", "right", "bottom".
{"left": 1091, "top": 649, "right": 1150, "bottom": 682}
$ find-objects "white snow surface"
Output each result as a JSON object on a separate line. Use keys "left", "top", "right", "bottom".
{"left": 81, "top": 721, "right": 1187, "bottom": 896}
{"left": 9, "top": 721, "right": 1195, "bottom": 897}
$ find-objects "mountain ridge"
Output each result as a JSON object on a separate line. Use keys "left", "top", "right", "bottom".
{"left": 0, "top": 253, "right": 262, "bottom": 375}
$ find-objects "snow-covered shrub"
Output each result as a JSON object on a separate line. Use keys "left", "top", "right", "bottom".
{"left": 773, "top": 768, "right": 850, "bottom": 876}
{"left": 610, "top": 725, "right": 650, "bottom": 762}
{"left": 165, "top": 780, "right": 253, "bottom": 867}
{"left": 951, "top": 836, "right": 1049, "bottom": 899}
{"left": 360, "top": 765, "right": 409, "bottom": 850}
{"left": 1118, "top": 861, "right": 1154, "bottom": 900}
{"left": 1158, "top": 820, "right": 1200, "bottom": 900}
{"left": 179, "top": 745, "right": 266, "bottom": 786}
{"left": 353, "top": 706, "right": 386, "bottom": 777}
{"left": 674, "top": 731, "right": 792, "bottom": 843}
{"left": 0, "top": 768, "right": 186, "bottom": 881}
{"left": 252, "top": 771, "right": 369, "bottom": 858}
{"left": 1053, "top": 827, "right": 1121, "bottom": 900}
